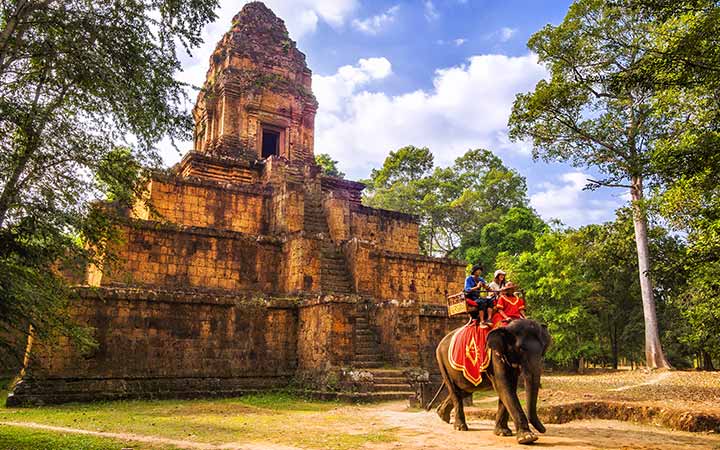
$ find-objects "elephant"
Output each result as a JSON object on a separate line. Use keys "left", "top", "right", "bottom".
{"left": 435, "top": 318, "right": 551, "bottom": 445}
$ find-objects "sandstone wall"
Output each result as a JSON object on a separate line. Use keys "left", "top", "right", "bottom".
{"left": 99, "top": 223, "right": 282, "bottom": 293}
{"left": 296, "top": 298, "right": 355, "bottom": 373}
{"left": 349, "top": 205, "right": 419, "bottom": 254}
{"left": 344, "top": 239, "right": 466, "bottom": 304}
{"left": 282, "top": 236, "right": 321, "bottom": 293}
{"left": 371, "top": 303, "right": 466, "bottom": 371}
{"left": 133, "top": 177, "right": 269, "bottom": 235}
{"left": 178, "top": 152, "right": 260, "bottom": 184}
{"left": 324, "top": 197, "right": 419, "bottom": 254}
{"left": 8, "top": 288, "right": 297, "bottom": 405}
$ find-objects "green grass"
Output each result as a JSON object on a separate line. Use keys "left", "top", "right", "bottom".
{"left": 0, "top": 392, "right": 397, "bottom": 450}
{"left": 0, "top": 424, "right": 163, "bottom": 450}
{"left": 1, "top": 378, "right": 11, "bottom": 401}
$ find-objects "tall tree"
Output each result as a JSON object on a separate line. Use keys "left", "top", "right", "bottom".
{"left": 629, "top": 0, "right": 720, "bottom": 368}
{"left": 0, "top": 1, "right": 218, "bottom": 362}
{"left": 508, "top": 0, "right": 672, "bottom": 368}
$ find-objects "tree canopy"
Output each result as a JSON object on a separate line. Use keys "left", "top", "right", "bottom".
{"left": 0, "top": 0, "right": 218, "bottom": 363}
{"left": 363, "top": 146, "right": 528, "bottom": 257}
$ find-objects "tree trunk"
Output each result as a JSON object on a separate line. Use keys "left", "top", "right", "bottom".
{"left": 702, "top": 351, "right": 715, "bottom": 371}
{"left": 630, "top": 175, "right": 671, "bottom": 369}
{"left": 611, "top": 323, "right": 619, "bottom": 370}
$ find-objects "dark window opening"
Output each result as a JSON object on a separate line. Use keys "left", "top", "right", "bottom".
{"left": 262, "top": 129, "right": 280, "bottom": 158}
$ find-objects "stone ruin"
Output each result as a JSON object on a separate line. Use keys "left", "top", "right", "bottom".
{"left": 7, "top": 2, "right": 466, "bottom": 406}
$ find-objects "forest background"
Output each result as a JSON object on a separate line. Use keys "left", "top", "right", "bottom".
{"left": 1, "top": 0, "right": 718, "bottom": 373}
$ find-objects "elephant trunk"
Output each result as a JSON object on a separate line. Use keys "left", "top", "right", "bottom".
{"left": 524, "top": 368, "right": 545, "bottom": 433}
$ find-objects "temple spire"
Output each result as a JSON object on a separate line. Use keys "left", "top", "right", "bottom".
{"left": 192, "top": 1, "right": 317, "bottom": 163}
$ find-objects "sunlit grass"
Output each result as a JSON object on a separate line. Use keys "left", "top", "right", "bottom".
{"left": 0, "top": 424, "right": 168, "bottom": 450}
{"left": 0, "top": 392, "right": 398, "bottom": 450}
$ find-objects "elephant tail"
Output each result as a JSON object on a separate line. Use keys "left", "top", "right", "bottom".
{"left": 425, "top": 382, "right": 446, "bottom": 411}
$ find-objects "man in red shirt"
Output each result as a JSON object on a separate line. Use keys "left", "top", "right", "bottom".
{"left": 495, "top": 282, "right": 526, "bottom": 324}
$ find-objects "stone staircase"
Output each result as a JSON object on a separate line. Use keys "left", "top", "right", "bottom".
{"left": 353, "top": 315, "right": 414, "bottom": 401}
{"left": 303, "top": 190, "right": 328, "bottom": 234}
{"left": 366, "top": 368, "right": 415, "bottom": 401}
{"left": 304, "top": 190, "right": 412, "bottom": 401}
{"left": 320, "top": 241, "right": 353, "bottom": 294}
{"left": 304, "top": 190, "right": 354, "bottom": 294}
{"left": 353, "top": 315, "right": 383, "bottom": 369}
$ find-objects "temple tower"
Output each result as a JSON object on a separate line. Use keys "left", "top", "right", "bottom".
{"left": 192, "top": 2, "right": 317, "bottom": 164}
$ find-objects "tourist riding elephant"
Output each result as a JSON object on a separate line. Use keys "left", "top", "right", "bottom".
{"left": 435, "top": 319, "right": 551, "bottom": 444}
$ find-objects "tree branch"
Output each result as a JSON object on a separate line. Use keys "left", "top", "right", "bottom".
{"left": 586, "top": 178, "right": 632, "bottom": 189}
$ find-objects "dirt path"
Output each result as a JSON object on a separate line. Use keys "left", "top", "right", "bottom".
{"left": 608, "top": 371, "right": 672, "bottom": 392}
{"left": 5, "top": 401, "right": 720, "bottom": 450}
{"left": 361, "top": 402, "right": 720, "bottom": 450}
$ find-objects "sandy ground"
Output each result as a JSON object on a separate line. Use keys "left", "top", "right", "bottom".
{"left": 365, "top": 402, "right": 720, "bottom": 450}
{"left": 5, "top": 401, "right": 720, "bottom": 450}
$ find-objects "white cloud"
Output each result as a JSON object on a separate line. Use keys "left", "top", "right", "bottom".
{"left": 352, "top": 5, "right": 400, "bottom": 35}
{"left": 530, "top": 172, "right": 623, "bottom": 227}
{"left": 436, "top": 38, "right": 467, "bottom": 46}
{"left": 314, "top": 53, "right": 547, "bottom": 178}
{"left": 499, "top": 27, "right": 517, "bottom": 42}
{"left": 424, "top": 0, "right": 439, "bottom": 21}
{"left": 314, "top": 57, "right": 393, "bottom": 113}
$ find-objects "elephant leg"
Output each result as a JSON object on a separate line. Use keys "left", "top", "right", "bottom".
{"left": 436, "top": 396, "right": 452, "bottom": 423}
{"left": 491, "top": 365, "right": 536, "bottom": 444}
{"left": 437, "top": 359, "right": 468, "bottom": 431}
{"left": 450, "top": 386, "right": 468, "bottom": 431}
{"left": 494, "top": 399, "right": 513, "bottom": 436}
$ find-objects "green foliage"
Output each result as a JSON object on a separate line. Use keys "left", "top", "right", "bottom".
{"left": 463, "top": 206, "right": 548, "bottom": 271}
{"left": 659, "top": 173, "right": 720, "bottom": 365}
{"left": 498, "top": 230, "right": 604, "bottom": 367}
{"left": 368, "top": 146, "right": 434, "bottom": 187}
{"left": 0, "top": 1, "right": 218, "bottom": 365}
{"left": 363, "top": 146, "right": 528, "bottom": 256}
{"left": 508, "top": 0, "right": 660, "bottom": 185}
{"left": 315, "top": 153, "right": 345, "bottom": 178}
{"left": 498, "top": 210, "right": 686, "bottom": 368}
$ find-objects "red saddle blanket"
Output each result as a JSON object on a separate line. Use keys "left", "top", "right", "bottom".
{"left": 448, "top": 322, "right": 492, "bottom": 386}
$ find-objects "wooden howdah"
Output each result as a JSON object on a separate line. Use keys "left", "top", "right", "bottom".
{"left": 447, "top": 292, "right": 468, "bottom": 317}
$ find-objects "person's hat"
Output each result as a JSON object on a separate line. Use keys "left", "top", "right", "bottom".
{"left": 504, "top": 281, "right": 516, "bottom": 293}
{"left": 494, "top": 269, "right": 506, "bottom": 279}
{"left": 471, "top": 265, "right": 483, "bottom": 274}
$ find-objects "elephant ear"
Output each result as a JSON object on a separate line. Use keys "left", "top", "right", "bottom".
{"left": 487, "top": 327, "right": 516, "bottom": 355}
{"left": 539, "top": 323, "right": 551, "bottom": 355}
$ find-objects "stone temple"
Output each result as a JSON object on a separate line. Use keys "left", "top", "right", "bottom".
{"left": 8, "top": 2, "right": 466, "bottom": 405}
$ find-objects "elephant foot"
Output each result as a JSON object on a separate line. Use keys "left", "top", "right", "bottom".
{"left": 517, "top": 431, "right": 538, "bottom": 445}
{"left": 454, "top": 422, "right": 469, "bottom": 431}
{"left": 494, "top": 427, "right": 513, "bottom": 437}
{"left": 531, "top": 418, "right": 546, "bottom": 434}
{"left": 436, "top": 401, "right": 452, "bottom": 423}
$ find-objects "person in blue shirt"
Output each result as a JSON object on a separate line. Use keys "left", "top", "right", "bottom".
{"left": 464, "top": 265, "right": 492, "bottom": 327}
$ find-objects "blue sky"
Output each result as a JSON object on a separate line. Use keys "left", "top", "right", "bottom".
{"left": 164, "top": 0, "right": 630, "bottom": 228}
